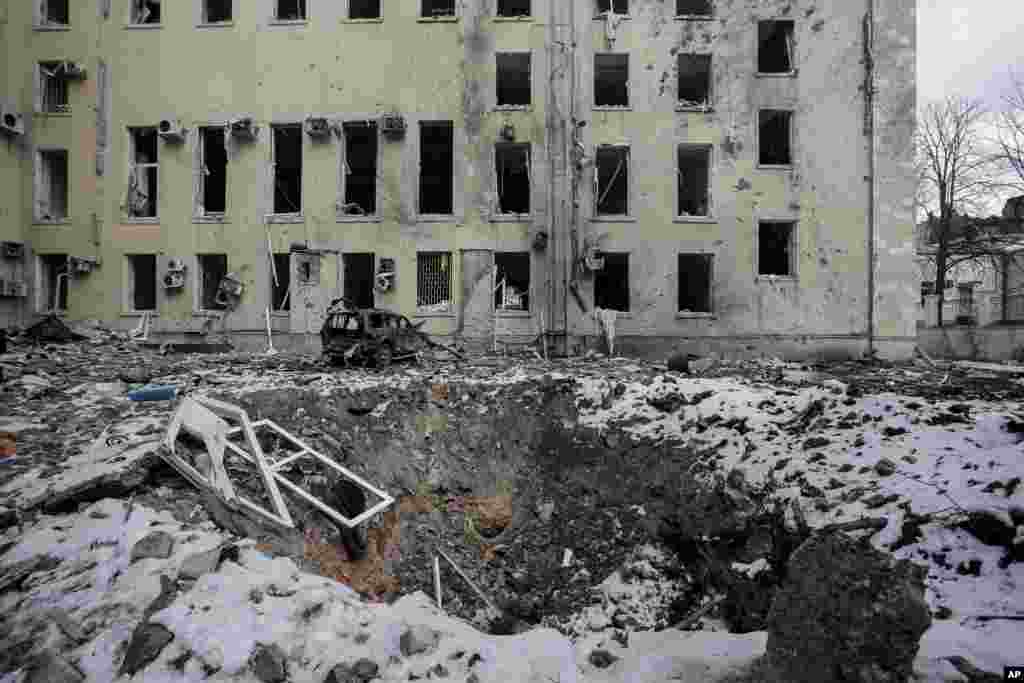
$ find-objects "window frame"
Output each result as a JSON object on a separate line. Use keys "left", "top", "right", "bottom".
{"left": 125, "top": 254, "right": 159, "bottom": 313}
{"left": 269, "top": 122, "right": 304, "bottom": 220}
{"left": 195, "top": 124, "right": 229, "bottom": 221}
{"left": 38, "top": 62, "right": 70, "bottom": 114}
{"left": 38, "top": 254, "right": 70, "bottom": 313}
{"left": 338, "top": 119, "right": 382, "bottom": 222}
{"left": 34, "top": 148, "right": 70, "bottom": 223}
{"left": 127, "top": 0, "right": 163, "bottom": 27}
{"left": 419, "top": 0, "right": 458, "bottom": 21}
{"left": 200, "top": 0, "right": 233, "bottom": 25}
{"left": 677, "top": 252, "right": 715, "bottom": 317}
{"left": 492, "top": 142, "right": 532, "bottom": 220}
{"left": 495, "top": 0, "right": 531, "bottom": 20}
{"left": 595, "top": 0, "right": 629, "bottom": 16}
{"left": 195, "top": 253, "right": 229, "bottom": 313}
{"left": 675, "top": 53, "right": 713, "bottom": 112}
{"left": 272, "top": 0, "right": 308, "bottom": 23}
{"left": 757, "top": 109, "right": 794, "bottom": 168}
{"left": 593, "top": 52, "right": 631, "bottom": 109}
{"left": 35, "top": 0, "right": 70, "bottom": 29}
{"left": 674, "top": 0, "right": 713, "bottom": 19}
{"left": 593, "top": 144, "right": 631, "bottom": 219}
{"left": 495, "top": 52, "right": 533, "bottom": 109}
{"left": 675, "top": 143, "right": 713, "bottom": 221}
{"left": 346, "top": 0, "right": 382, "bottom": 21}
{"left": 593, "top": 251, "right": 630, "bottom": 312}
{"left": 127, "top": 126, "right": 160, "bottom": 221}
{"left": 271, "top": 253, "right": 292, "bottom": 312}
{"left": 756, "top": 219, "right": 798, "bottom": 280}
{"left": 756, "top": 19, "right": 796, "bottom": 76}
{"left": 415, "top": 251, "right": 454, "bottom": 315}
{"left": 494, "top": 251, "right": 531, "bottom": 314}
{"left": 417, "top": 120, "right": 456, "bottom": 219}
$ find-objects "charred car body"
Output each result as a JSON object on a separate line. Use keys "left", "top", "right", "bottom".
{"left": 320, "top": 300, "right": 426, "bottom": 367}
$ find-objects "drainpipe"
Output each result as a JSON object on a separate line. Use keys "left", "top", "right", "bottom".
{"left": 863, "top": 0, "right": 877, "bottom": 357}
{"left": 566, "top": 0, "right": 576, "bottom": 349}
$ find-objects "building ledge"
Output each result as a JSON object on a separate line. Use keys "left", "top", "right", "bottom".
{"left": 493, "top": 16, "right": 533, "bottom": 23}
{"left": 413, "top": 311, "right": 455, "bottom": 318}
{"left": 756, "top": 275, "right": 798, "bottom": 283}
{"left": 417, "top": 215, "right": 459, "bottom": 223}
{"left": 496, "top": 310, "right": 532, "bottom": 318}
{"left": 268, "top": 19, "right": 309, "bottom": 27}
{"left": 266, "top": 214, "right": 304, "bottom": 224}
{"left": 675, "top": 15, "right": 714, "bottom": 21}
{"left": 121, "top": 311, "right": 160, "bottom": 318}
{"left": 676, "top": 312, "right": 716, "bottom": 319}
{"left": 417, "top": 16, "right": 459, "bottom": 23}
{"left": 489, "top": 214, "right": 532, "bottom": 223}
{"left": 342, "top": 18, "right": 383, "bottom": 24}
{"left": 33, "top": 219, "right": 72, "bottom": 226}
{"left": 590, "top": 216, "right": 637, "bottom": 223}
{"left": 494, "top": 105, "right": 531, "bottom": 112}
{"left": 124, "top": 23, "right": 164, "bottom": 29}
{"left": 193, "top": 215, "right": 229, "bottom": 224}
{"left": 196, "top": 22, "right": 234, "bottom": 29}
{"left": 757, "top": 164, "right": 794, "bottom": 171}
{"left": 594, "top": 106, "right": 633, "bottom": 112}
{"left": 33, "top": 24, "right": 71, "bottom": 31}
{"left": 336, "top": 215, "right": 383, "bottom": 223}
{"left": 673, "top": 216, "right": 716, "bottom": 224}
{"left": 675, "top": 104, "right": 714, "bottom": 113}
{"left": 755, "top": 71, "right": 798, "bottom": 78}
{"left": 35, "top": 112, "right": 73, "bottom": 118}
{"left": 123, "top": 218, "right": 160, "bottom": 225}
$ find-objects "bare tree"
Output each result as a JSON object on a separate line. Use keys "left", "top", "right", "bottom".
{"left": 996, "top": 71, "right": 1024, "bottom": 194}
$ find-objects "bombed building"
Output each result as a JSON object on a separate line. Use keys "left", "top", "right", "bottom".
{"left": 0, "top": 0, "right": 915, "bottom": 359}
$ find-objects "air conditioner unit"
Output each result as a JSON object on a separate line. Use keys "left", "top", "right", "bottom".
{"left": 229, "top": 117, "right": 258, "bottom": 141}
{"left": 166, "top": 258, "right": 187, "bottom": 272}
{"left": 69, "top": 256, "right": 97, "bottom": 274}
{"left": 381, "top": 113, "right": 406, "bottom": 139}
{"left": 62, "top": 61, "right": 88, "bottom": 80}
{"left": 305, "top": 116, "right": 333, "bottom": 139}
{"left": 583, "top": 247, "right": 605, "bottom": 271}
{"left": 0, "top": 110, "right": 24, "bottom": 137}
{"left": 11, "top": 281, "right": 27, "bottom": 298}
{"left": 2, "top": 241, "right": 25, "bottom": 259}
{"left": 163, "top": 271, "right": 186, "bottom": 289}
{"left": 157, "top": 118, "right": 187, "bottom": 143}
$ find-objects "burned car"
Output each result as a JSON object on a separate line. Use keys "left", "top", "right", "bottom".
{"left": 320, "top": 302, "right": 426, "bottom": 367}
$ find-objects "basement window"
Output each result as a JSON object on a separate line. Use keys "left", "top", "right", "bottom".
{"left": 417, "top": 252, "right": 452, "bottom": 312}
{"left": 496, "top": 53, "right": 531, "bottom": 107}
{"left": 343, "top": 253, "right": 375, "bottom": 309}
{"left": 349, "top": 0, "right": 381, "bottom": 19}
{"left": 594, "top": 252, "right": 629, "bottom": 311}
{"left": 198, "top": 254, "right": 228, "bottom": 310}
{"left": 596, "top": 0, "right": 628, "bottom": 14}
{"left": 495, "top": 252, "right": 530, "bottom": 311}
{"left": 677, "top": 54, "right": 711, "bottom": 108}
{"left": 341, "top": 122, "right": 378, "bottom": 217}
{"left": 676, "top": 0, "right": 711, "bottom": 16}
{"left": 272, "top": 124, "right": 303, "bottom": 215}
{"left": 39, "top": 62, "right": 69, "bottom": 113}
{"left": 39, "top": 254, "right": 69, "bottom": 312}
{"left": 678, "top": 253, "right": 712, "bottom": 314}
{"left": 271, "top": 253, "right": 291, "bottom": 311}
{"left": 128, "top": 127, "right": 159, "bottom": 219}
{"left": 130, "top": 0, "right": 161, "bottom": 24}
{"left": 595, "top": 54, "right": 629, "bottom": 107}
{"left": 758, "top": 20, "right": 795, "bottom": 74}
{"left": 595, "top": 146, "right": 629, "bottom": 216}
{"left": 275, "top": 0, "right": 306, "bottom": 21}
{"left": 495, "top": 143, "right": 531, "bottom": 215}
{"left": 497, "top": 0, "right": 530, "bottom": 18}
{"left": 199, "top": 127, "right": 227, "bottom": 216}
{"left": 421, "top": 0, "right": 455, "bottom": 18}
{"left": 203, "top": 0, "right": 232, "bottom": 23}
{"left": 419, "top": 121, "right": 454, "bottom": 216}
{"left": 677, "top": 145, "right": 710, "bottom": 217}
{"left": 40, "top": 0, "right": 70, "bottom": 26}
{"left": 758, "top": 221, "right": 795, "bottom": 277}
{"left": 36, "top": 150, "right": 69, "bottom": 221}
{"left": 128, "top": 254, "right": 157, "bottom": 312}
{"left": 759, "top": 109, "right": 792, "bottom": 166}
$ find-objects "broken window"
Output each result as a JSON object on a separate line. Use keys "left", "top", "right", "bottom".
{"left": 417, "top": 252, "right": 452, "bottom": 310}
{"left": 36, "top": 150, "right": 69, "bottom": 221}
{"left": 758, "top": 221, "right": 795, "bottom": 276}
{"left": 495, "top": 143, "right": 531, "bottom": 215}
{"left": 596, "top": 0, "right": 628, "bottom": 14}
{"left": 677, "top": 145, "right": 710, "bottom": 217}
{"left": 678, "top": 253, "right": 712, "bottom": 313}
{"left": 349, "top": 0, "right": 380, "bottom": 19}
{"left": 39, "top": 62, "right": 69, "bottom": 113}
{"left": 676, "top": 0, "right": 711, "bottom": 16}
{"left": 677, "top": 54, "right": 711, "bottom": 107}
{"left": 276, "top": 0, "right": 306, "bottom": 20}
{"left": 342, "top": 122, "right": 378, "bottom": 216}
{"left": 497, "top": 0, "right": 530, "bottom": 18}
{"left": 595, "top": 54, "right": 629, "bottom": 107}
{"left": 128, "top": 254, "right": 157, "bottom": 311}
{"left": 40, "top": 0, "right": 69, "bottom": 25}
{"left": 199, "top": 127, "right": 227, "bottom": 215}
{"left": 419, "top": 121, "right": 454, "bottom": 215}
{"left": 343, "top": 253, "right": 375, "bottom": 309}
{"left": 421, "top": 0, "right": 455, "bottom": 17}
{"left": 128, "top": 127, "right": 159, "bottom": 218}
{"left": 595, "top": 146, "right": 629, "bottom": 216}
{"left": 497, "top": 53, "right": 531, "bottom": 106}
{"left": 130, "top": 0, "right": 161, "bottom": 24}
{"left": 272, "top": 124, "right": 303, "bottom": 214}
{"left": 594, "top": 252, "right": 629, "bottom": 311}
{"left": 759, "top": 109, "right": 792, "bottom": 165}
{"left": 271, "top": 253, "right": 291, "bottom": 311}
{"left": 40, "top": 254, "right": 69, "bottom": 311}
{"left": 758, "top": 20, "right": 794, "bottom": 73}
{"left": 495, "top": 252, "right": 530, "bottom": 311}
{"left": 198, "top": 254, "right": 228, "bottom": 310}
{"left": 203, "top": 0, "right": 232, "bottom": 23}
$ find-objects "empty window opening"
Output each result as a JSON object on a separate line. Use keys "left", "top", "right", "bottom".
{"left": 678, "top": 253, "right": 712, "bottom": 313}
{"left": 495, "top": 252, "right": 530, "bottom": 311}
{"left": 758, "top": 221, "right": 795, "bottom": 276}
{"left": 677, "top": 146, "right": 710, "bottom": 217}
{"left": 594, "top": 252, "right": 629, "bottom": 311}
{"left": 272, "top": 253, "right": 291, "bottom": 311}
{"left": 128, "top": 254, "right": 157, "bottom": 311}
{"left": 200, "top": 127, "right": 227, "bottom": 215}
{"left": 272, "top": 124, "right": 303, "bottom": 214}
{"left": 497, "top": 0, "right": 530, "bottom": 17}
{"left": 758, "top": 20, "right": 794, "bottom": 73}
{"left": 349, "top": 0, "right": 380, "bottom": 19}
{"left": 417, "top": 252, "right": 452, "bottom": 309}
{"left": 595, "top": 54, "right": 629, "bottom": 107}
{"left": 39, "top": 62, "right": 69, "bottom": 113}
{"left": 41, "top": 0, "right": 69, "bottom": 25}
{"left": 343, "top": 253, "right": 375, "bottom": 309}
{"left": 198, "top": 254, "right": 228, "bottom": 310}
{"left": 497, "top": 53, "right": 531, "bottom": 106}
{"left": 276, "top": 0, "right": 306, "bottom": 20}
{"left": 422, "top": 0, "right": 455, "bottom": 17}
{"left": 130, "top": 0, "right": 161, "bottom": 24}
{"left": 676, "top": 0, "right": 711, "bottom": 16}
{"left": 419, "top": 122, "right": 454, "bottom": 215}
{"left": 343, "top": 122, "right": 378, "bottom": 216}
{"left": 595, "top": 146, "right": 629, "bottom": 216}
{"left": 596, "top": 0, "right": 628, "bottom": 14}
{"left": 40, "top": 254, "right": 69, "bottom": 311}
{"left": 677, "top": 54, "right": 711, "bottom": 106}
{"left": 759, "top": 109, "right": 792, "bottom": 165}
{"left": 128, "top": 127, "right": 159, "bottom": 218}
{"left": 204, "top": 0, "right": 232, "bottom": 22}
{"left": 495, "top": 144, "right": 531, "bottom": 215}
{"left": 37, "top": 150, "right": 69, "bottom": 221}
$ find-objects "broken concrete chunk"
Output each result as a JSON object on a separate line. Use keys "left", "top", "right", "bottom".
{"left": 251, "top": 643, "right": 288, "bottom": 683}
{"left": 130, "top": 530, "right": 175, "bottom": 563}
{"left": 25, "top": 650, "right": 84, "bottom": 683}
{"left": 118, "top": 622, "right": 175, "bottom": 677}
{"left": 399, "top": 624, "right": 439, "bottom": 657}
{"left": 588, "top": 649, "right": 619, "bottom": 669}
{"left": 874, "top": 458, "right": 897, "bottom": 476}
{"left": 178, "top": 547, "right": 221, "bottom": 581}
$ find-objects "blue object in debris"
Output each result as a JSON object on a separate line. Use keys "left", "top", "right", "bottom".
{"left": 128, "top": 385, "right": 178, "bottom": 401}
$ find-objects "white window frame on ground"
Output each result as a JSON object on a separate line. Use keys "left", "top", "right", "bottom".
{"left": 38, "top": 254, "right": 69, "bottom": 313}
{"left": 416, "top": 252, "right": 453, "bottom": 314}
{"left": 38, "top": 62, "right": 70, "bottom": 114}
{"left": 35, "top": 148, "right": 69, "bottom": 223}
{"left": 127, "top": 127, "right": 159, "bottom": 221}
{"left": 756, "top": 220, "right": 798, "bottom": 279}
{"left": 125, "top": 254, "right": 158, "bottom": 313}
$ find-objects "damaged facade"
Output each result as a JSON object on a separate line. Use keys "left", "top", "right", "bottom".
{"left": 0, "top": 0, "right": 916, "bottom": 359}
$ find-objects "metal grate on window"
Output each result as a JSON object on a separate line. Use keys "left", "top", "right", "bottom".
{"left": 417, "top": 252, "right": 452, "bottom": 311}
{"left": 41, "top": 64, "right": 69, "bottom": 113}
